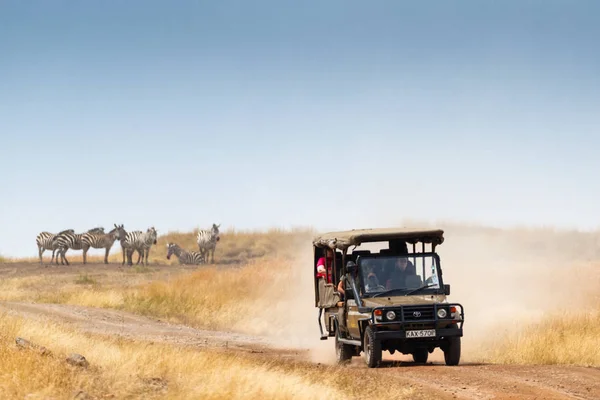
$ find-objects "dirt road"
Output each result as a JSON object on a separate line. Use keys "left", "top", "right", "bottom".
{"left": 1, "top": 300, "right": 599, "bottom": 400}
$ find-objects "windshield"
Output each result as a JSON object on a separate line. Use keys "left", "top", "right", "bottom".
{"left": 358, "top": 254, "right": 441, "bottom": 296}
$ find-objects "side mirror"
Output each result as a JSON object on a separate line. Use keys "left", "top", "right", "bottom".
{"left": 346, "top": 261, "right": 357, "bottom": 274}
{"left": 444, "top": 284, "right": 451, "bottom": 295}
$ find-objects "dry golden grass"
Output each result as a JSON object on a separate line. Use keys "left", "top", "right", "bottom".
{"left": 0, "top": 313, "right": 415, "bottom": 400}
{"left": 478, "top": 308, "right": 600, "bottom": 367}
{"left": 5, "top": 257, "right": 300, "bottom": 335}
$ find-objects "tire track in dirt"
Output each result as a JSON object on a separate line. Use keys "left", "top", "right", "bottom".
{"left": 0, "top": 301, "right": 299, "bottom": 357}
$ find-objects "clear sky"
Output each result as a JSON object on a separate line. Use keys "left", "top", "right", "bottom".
{"left": 1, "top": 1, "right": 599, "bottom": 257}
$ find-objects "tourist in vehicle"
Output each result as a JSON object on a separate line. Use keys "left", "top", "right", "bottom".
{"left": 316, "top": 264, "right": 327, "bottom": 279}
{"left": 337, "top": 261, "right": 358, "bottom": 299}
{"left": 337, "top": 274, "right": 346, "bottom": 297}
{"left": 316, "top": 248, "right": 334, "bottom": 283}
{"left": 361, "top": 260, "right": 385, "bottom": 292}
{"left": 365, "top": 271, "right": 385, "bottom": 292}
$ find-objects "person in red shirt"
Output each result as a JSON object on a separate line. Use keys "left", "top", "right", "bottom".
{"left": 316, "top": 264, "right": 327, "bottom": 279}
{"left": 316, "top": 248, "right": 334, "bottom": 284}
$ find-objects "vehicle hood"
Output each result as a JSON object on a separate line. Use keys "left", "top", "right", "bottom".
{"left": 362, "top": 294, "right": 447, "bottom": 307}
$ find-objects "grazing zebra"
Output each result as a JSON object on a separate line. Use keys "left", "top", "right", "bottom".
{"left": 53, "top": 227, "right": 105, "bottom": 266}
{"left": 36, "top": 229, "right": 75, "bottom": 265}
{"left": 196, "top": 223, "right": 220, "bottom": 264}
{"left": 81, "top": 224, "right": 126, "bottom": 264}
{"left": 121, "top": 227, "right": 158, "bottom": 266}
{"left": 166, "top": 242, "right": 204, "bottom": 265}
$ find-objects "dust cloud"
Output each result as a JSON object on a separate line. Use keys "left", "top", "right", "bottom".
{"left": 245, "top": 248, "right": 339, "bottom": 364}
{"left": 437, "top": 224, "right": 600, "bottom": 341}
{"left": 241, "top": 222, "right": 600, "bottom": 364}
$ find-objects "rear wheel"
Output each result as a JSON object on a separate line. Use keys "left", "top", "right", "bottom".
{"left": 363, "top": 326, "right": 382, "bottom": 368}
{"left": 412, "top": 348, "right": 429, "bottom": 364}
{"left": 335, "top": 334, "right": 353, "bottom": 364}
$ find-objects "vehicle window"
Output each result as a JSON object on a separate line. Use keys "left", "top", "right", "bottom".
{"left": 359, "top": 255, "right": 440, "bottom": 295}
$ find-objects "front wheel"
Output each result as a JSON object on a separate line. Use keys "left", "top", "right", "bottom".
{"left": 412, "top": 348, "right": 429, "bottom": 364}
{"left": 444, "top": 336, "right": 461, "bottom": 366}
{"left": 363, "top": 326, "right": 382, "bottom": 368}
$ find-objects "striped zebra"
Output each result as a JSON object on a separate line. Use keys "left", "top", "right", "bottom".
{"left": 53, "top": 227, "right": 105, "bottom": 266}
{"left": 121, "top": 227, "right": 158, "bottom": 266}
{"left": 36, "top": 229, "right": 75, "bottom": 265}
{"left": 81, "top": 224, "right": 126, "bottom": 264}
{"left": 166, "top": 242, "right": 204, "bottom": 265}
{"left": 197, "top": 223, "right": 220, "bottom": 264}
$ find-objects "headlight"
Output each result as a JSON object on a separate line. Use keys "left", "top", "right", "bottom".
{"left": 437, "top": 308, "right": 447, "bottom": 318}
{"left": 386, "top": 311, "right": 396, "bottom": 320}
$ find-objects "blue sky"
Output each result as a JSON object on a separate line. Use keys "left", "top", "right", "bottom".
{"left": 1, "top": 1, "right": 599, "bottom": 257}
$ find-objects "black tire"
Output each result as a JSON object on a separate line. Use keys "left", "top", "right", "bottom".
{"left": 412, "top": 348, "right": 428, "bottom": 364}
{"left": 363, "top": 326, "right": 382, "bottom": 368}
{"left": 444, "top": 336, "right": 461, "bottom": 366}
{"left": 335, "top": 334, "right": 353, "bottom": 364}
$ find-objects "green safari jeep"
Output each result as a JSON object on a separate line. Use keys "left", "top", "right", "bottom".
{"left": 313, "top": 227, "right": 464, "bottom": 368}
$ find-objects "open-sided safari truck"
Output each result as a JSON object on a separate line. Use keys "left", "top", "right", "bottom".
{"left": 313, "top": 228, "right": 464, "bottom": 368}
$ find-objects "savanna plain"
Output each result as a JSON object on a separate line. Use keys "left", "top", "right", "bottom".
{"left": 1, "top": 222, "right": 600, "bottom": 399}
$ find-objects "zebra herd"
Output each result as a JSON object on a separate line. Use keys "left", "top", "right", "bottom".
{"left": 35, "top": 223, "right": 221, "bottom": 266}
{"left": 36, "top": 224, "right": 157, "bottom": 266}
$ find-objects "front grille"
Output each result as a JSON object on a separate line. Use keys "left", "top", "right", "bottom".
{"left": 403, "top": 305, "right": 435, "bottom": 321}
{"left": 404, "top": 322, "right": 435, "bottom": 330}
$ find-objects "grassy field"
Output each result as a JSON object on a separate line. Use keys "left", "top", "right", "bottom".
{"left": 0, "top": 313, "right": 415, "bottom": 400}
{"left": 481, "top": 309, "right": 600, "bottom": 366}
{"left": 2, "top": 224, "right": 600, "bottom": 398}
{"left": 14, "top": 257, "right": 304, "bottom": 335}
{"left": 1, "top": 228, "right": 315, "bottom": 336}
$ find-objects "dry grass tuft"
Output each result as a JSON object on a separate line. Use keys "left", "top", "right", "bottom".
{"left": 476, "top": 308, "right": 600, "bottom": 366}
{"left": 121, "top": 258, "right": 291, "bottom": 330}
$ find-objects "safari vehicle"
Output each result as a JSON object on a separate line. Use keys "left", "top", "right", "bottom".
{"left": 313, "top": 228, "right": 464, "bottom": 368}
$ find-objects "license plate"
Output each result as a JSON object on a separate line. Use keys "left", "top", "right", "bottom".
{"left": 406, "top": 329, "right": 436, "bottom": 338}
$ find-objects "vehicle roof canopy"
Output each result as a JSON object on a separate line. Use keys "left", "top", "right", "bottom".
{"left": 312, "top": 227, "right": 444, "bottom": 251}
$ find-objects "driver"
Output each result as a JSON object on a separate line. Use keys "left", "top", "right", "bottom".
{"left": 385, "top": 256, "right": 416, "bottom": 289}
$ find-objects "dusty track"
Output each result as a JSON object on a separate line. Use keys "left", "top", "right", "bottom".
{"left": 2, "top": 262, "right": 600, "bottom": 399}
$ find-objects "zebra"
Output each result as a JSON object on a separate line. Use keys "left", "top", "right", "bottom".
{"left": 166, "top": 242, "right": 204, "bottom": 265}
{"left": 36, "top": 229, "right": 75, "bottom": 265}
{"left": 121, "top": 227, "right": 158, "bottom": 266}
{"left": 81, "top": 224, "right": 126, "bottom": 264}
{"left": 196, "top": 223, "right": 220, "bottom": 264}
{"left": 53, "top": 227, "right": 105, "bottom": 266}
{"left": 119, "top": 229, "right": 136, "bottom": 266}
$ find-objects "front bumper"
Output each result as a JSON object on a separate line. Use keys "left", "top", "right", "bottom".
{"left": 373, "top": 326, "right": 463, "bottom": 341}
{"left": 365, "top": 303, "right": 465, "bottom": 341}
